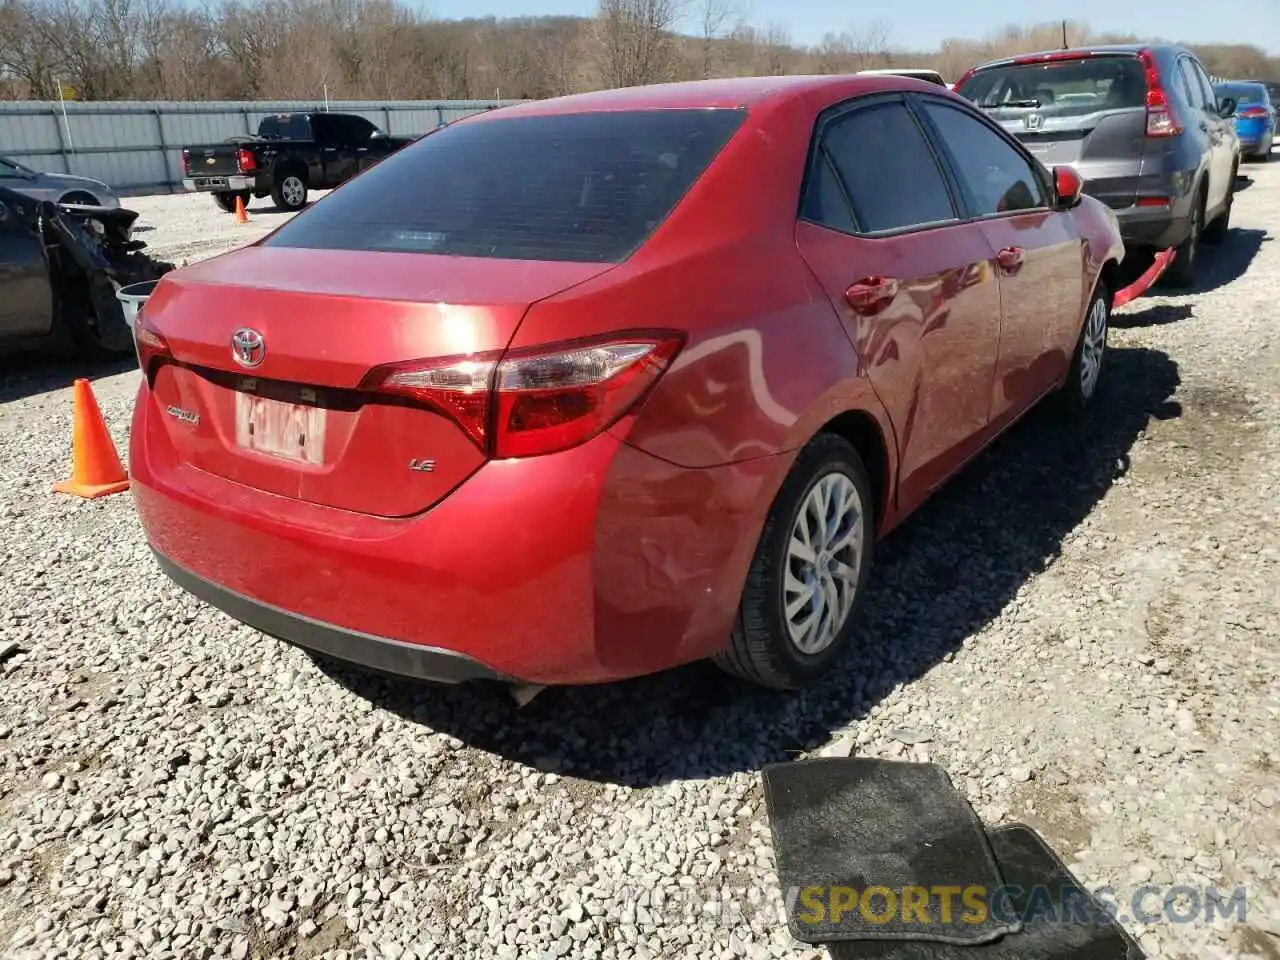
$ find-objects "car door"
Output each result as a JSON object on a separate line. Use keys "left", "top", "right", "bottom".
{"left": 307, "top": 115, "right": 354, "bottom": 188}
{"left": 0, "top": 193, "right": 55, "bottom": 339}
{"left": 913, "top": 94, "right": 1084, "bottom": 426}
{"left": 1178, "top": 58, "right": 1231, "bottom": 212}
{"left": 793, "top": 94, "right": 1004, "bottom": 510}
{"left": 1191, "top": 59, "right": 1238, "bottom": 202}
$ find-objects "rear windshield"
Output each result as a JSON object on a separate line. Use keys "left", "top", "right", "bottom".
{"left": 258, "top": 115, "right": 313, "bottom": 140}
{"left": 1215, "top": 83, "right": 1267, "bottom": 105}
{"left": 956, "top": 56, "right": 1148, "bottom": 118}
{"left": 262, "top": 108, "right": 747, "bottom": 263}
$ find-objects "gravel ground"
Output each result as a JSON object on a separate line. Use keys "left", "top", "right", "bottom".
{"left": 122, "top": 190, "right": 331, "bottom": 266}
{"left": 2, "top": 165, "right": 1279, "bottom": 960}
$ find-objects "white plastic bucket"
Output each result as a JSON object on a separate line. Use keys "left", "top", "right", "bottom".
{"left": 116, "top": 280, "right": 159, "bottom": 330}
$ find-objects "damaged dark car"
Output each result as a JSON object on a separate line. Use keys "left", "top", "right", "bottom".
{"left": 0, "top": 184, "right": 174, "bottom": 360}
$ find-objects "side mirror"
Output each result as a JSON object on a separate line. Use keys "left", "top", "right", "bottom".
{"left": 1217, "top": 97, "right": 1237, "bottom": 119}
{"left": 1053, "top": 165, "right": 1084, "bottom": 210}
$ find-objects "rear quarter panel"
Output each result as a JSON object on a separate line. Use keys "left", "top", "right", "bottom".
{"left": 1074, "top": 195, "right": 1124, "bottom": 306}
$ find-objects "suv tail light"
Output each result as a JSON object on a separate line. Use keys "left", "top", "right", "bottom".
{"left": 1137, "top": 49, "right": 1182, "bottom": 138}
{"left": 236, "top": 147, "right": 257, "bottom": 173}
{"left": 181, "top": 149, "right": 191, "bottom": 175}
{"left": 1239, "top": 106, "right": 1270, "bottom": 119}
{"left": 362, "top": 332, "right": 685, "bottom": 459}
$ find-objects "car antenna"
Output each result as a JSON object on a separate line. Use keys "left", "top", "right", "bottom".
{"left": 1061, "top": 20, "right": 1068, "bottom": 50}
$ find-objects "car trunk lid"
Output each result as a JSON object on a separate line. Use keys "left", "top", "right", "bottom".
{"left": 142, "top": 245, "right": 614, "bottom": 517}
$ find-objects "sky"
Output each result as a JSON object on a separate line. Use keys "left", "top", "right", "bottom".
{"left": 427, "top": 0, "right": 1280, "bottom": 55}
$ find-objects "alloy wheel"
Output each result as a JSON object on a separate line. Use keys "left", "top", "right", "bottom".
{"left": 782, "top": 471, "right": 865, "bottom": 655}
{"left": 1079, "top": 295, "right": 1108, "bottom": 399}
{"left": 282, "top": 177, "right": 305, "bottom": 207}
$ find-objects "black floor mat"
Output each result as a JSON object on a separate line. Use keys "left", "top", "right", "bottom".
{"left": 763, "top": 758, "right": 1020, "bottom": 945}
{"left": 827, "top": 823, "right": 1147, "bottom": 959}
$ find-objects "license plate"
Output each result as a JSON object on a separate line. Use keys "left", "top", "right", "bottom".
{"left": 194, "top": 177, "right": 228, "bottom": 189}
{"left": 235, "top": 393, "right": 325, "bottom": 465}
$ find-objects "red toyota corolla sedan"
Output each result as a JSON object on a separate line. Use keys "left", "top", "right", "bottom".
{"left": 129, "top": 74, "right": 1125, "bottom": 691}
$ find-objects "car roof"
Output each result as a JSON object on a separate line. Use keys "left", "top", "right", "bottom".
{"left": 967, "top": 42, "right": 1191, "bottom": 73}
{"left": 461, "top": 74, "right": 946, "bottom": 118}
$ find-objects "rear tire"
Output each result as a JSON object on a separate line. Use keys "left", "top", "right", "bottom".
{"left": 213, "top": 190, "right": 251, "bottom": 214}
{"left": 1201, "top": 163, "right": 1236, "bottom": 246}
{"left": 1055, "top": 281, "right": 1109, "bottom": 417}
{"left": 1162, "top": 190, "right": 1204, "bottom": 289}
{"left": 271, "top": 173, "right": 308, "bottom": 212}
{"left": 714, "top": 433, "right": 875, "bottom": 691}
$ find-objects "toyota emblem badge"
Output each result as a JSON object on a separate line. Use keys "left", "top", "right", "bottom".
{"left": 230, "top": 328, "right": 266, "bottom": 368}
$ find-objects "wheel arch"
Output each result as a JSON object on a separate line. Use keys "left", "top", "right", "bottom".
{"left": 813, "top": 408, "right": 894, "bottom": 537}
{"left": 58, "top": 189, "right": 99, "bottom": 205}
{"left": 271, "top": 159, "right": 309, "bottom": 187}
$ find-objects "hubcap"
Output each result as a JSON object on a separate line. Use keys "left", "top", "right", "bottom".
{"left": 283, "top": 177, "right": 304, "bottom": 206}
{"left": 783, "top": 471, "right": 865, "bottom": 655}
{"left": 1080, "top": 296, "right": 1107, "bottom": 399}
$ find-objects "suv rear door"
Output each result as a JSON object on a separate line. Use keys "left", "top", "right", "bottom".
{"left": 955, "top": 53, "right": 1150, "bottom": 210}
{"left": 1178, "top": 57, "right": 1235, "bottom": 210}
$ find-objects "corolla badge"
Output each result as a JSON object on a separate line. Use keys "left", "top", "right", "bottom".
{"left": 231, "top": 328, "right": 266, "bottom": 368}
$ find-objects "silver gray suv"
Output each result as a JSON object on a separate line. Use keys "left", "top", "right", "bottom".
{"left": 955, "top": 44, "right": 1241, "bottom": 288}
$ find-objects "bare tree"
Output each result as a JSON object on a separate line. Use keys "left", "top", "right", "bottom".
{"left": 0, "top": 4, "right": 1276, "bottom": 105}
{"left": 591, "top": 0, "right": 678, "bottom": 89}
{"left": 696, "top": 0, "right": 735, "bottom": 78}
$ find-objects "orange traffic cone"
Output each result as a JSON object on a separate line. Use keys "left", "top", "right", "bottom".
{"left": 54, "top": 379, "right": 130, "bottom": 499}
{"left": 234, "top": 194, "right": 249, "bottom": 224}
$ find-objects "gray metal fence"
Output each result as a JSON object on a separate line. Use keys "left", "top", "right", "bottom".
{"left": 0, "top": 99, "right": 516, "bottom": 196}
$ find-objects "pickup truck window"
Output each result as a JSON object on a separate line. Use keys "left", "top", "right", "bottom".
{"left": 261, "top": 108, "right": 747, "bottom": 263}
{"left": 258, "top": 114, "right": 312, "bottom": 140}
{"left": 311, "top": 113, "right": 380, "bottom": 143}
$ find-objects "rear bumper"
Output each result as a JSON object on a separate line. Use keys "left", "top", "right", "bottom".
{"left": 1113, "top": 200, "right": 1193, "bottom": 250}
{"left": 183, "top": 175, "right": 256, "bottom": 193}
{"left": 129, "top": 381, "right": 776, "bottom": 685}
{"left": 154, "top": 552, "right": 508, "bottom": 683}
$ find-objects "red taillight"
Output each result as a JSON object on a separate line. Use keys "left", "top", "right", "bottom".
{"left": 133, "top": 309, "right": 171, "bottom": 374}
{"left": 1137, "top": 49, "right": 1181, "bottom": 138}
{"left": 1239, "top": 106, "right": 1269, "bottom": 119}
{"left": 236, "top": 147, "right": 256, "bottom": 173}
{"left": 1136, "top": 196, "right": 1170, "bottom": 207}
{"left": 362, "top": 332, "right": 685, "bottom": 460}
{"left": 181, "top": 149, "right": 191, "bottom": 175}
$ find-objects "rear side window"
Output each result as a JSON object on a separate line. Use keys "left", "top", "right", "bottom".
{"left": 817, "top": 102, "right": 956, "bottom": 233}
{"left": 922, "top": 101, "right": 1047, "bottom": 215}
{"left": 263, "top": 109, "right": 747, "bottom": 263}
{"left": 957, "top": 56, "right": 1148, "bottom": 118}
{"left": 1177, "top": 61, "right": 1208, "bottom": 111}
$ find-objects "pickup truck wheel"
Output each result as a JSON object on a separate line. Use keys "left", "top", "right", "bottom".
{"left": 212, "top": 190, "right": 251, "bottom": 214}
{"left": 272, "top": 174, "right": 308, "bottom": 212}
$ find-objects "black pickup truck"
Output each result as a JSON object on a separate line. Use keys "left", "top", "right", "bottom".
{"left": 180, "top": 112, "right": 418, "bottom": 213}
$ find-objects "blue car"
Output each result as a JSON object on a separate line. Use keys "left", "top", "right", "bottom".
{"left": 1214, "top": 80, "right": 1275, "bottom": 161}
